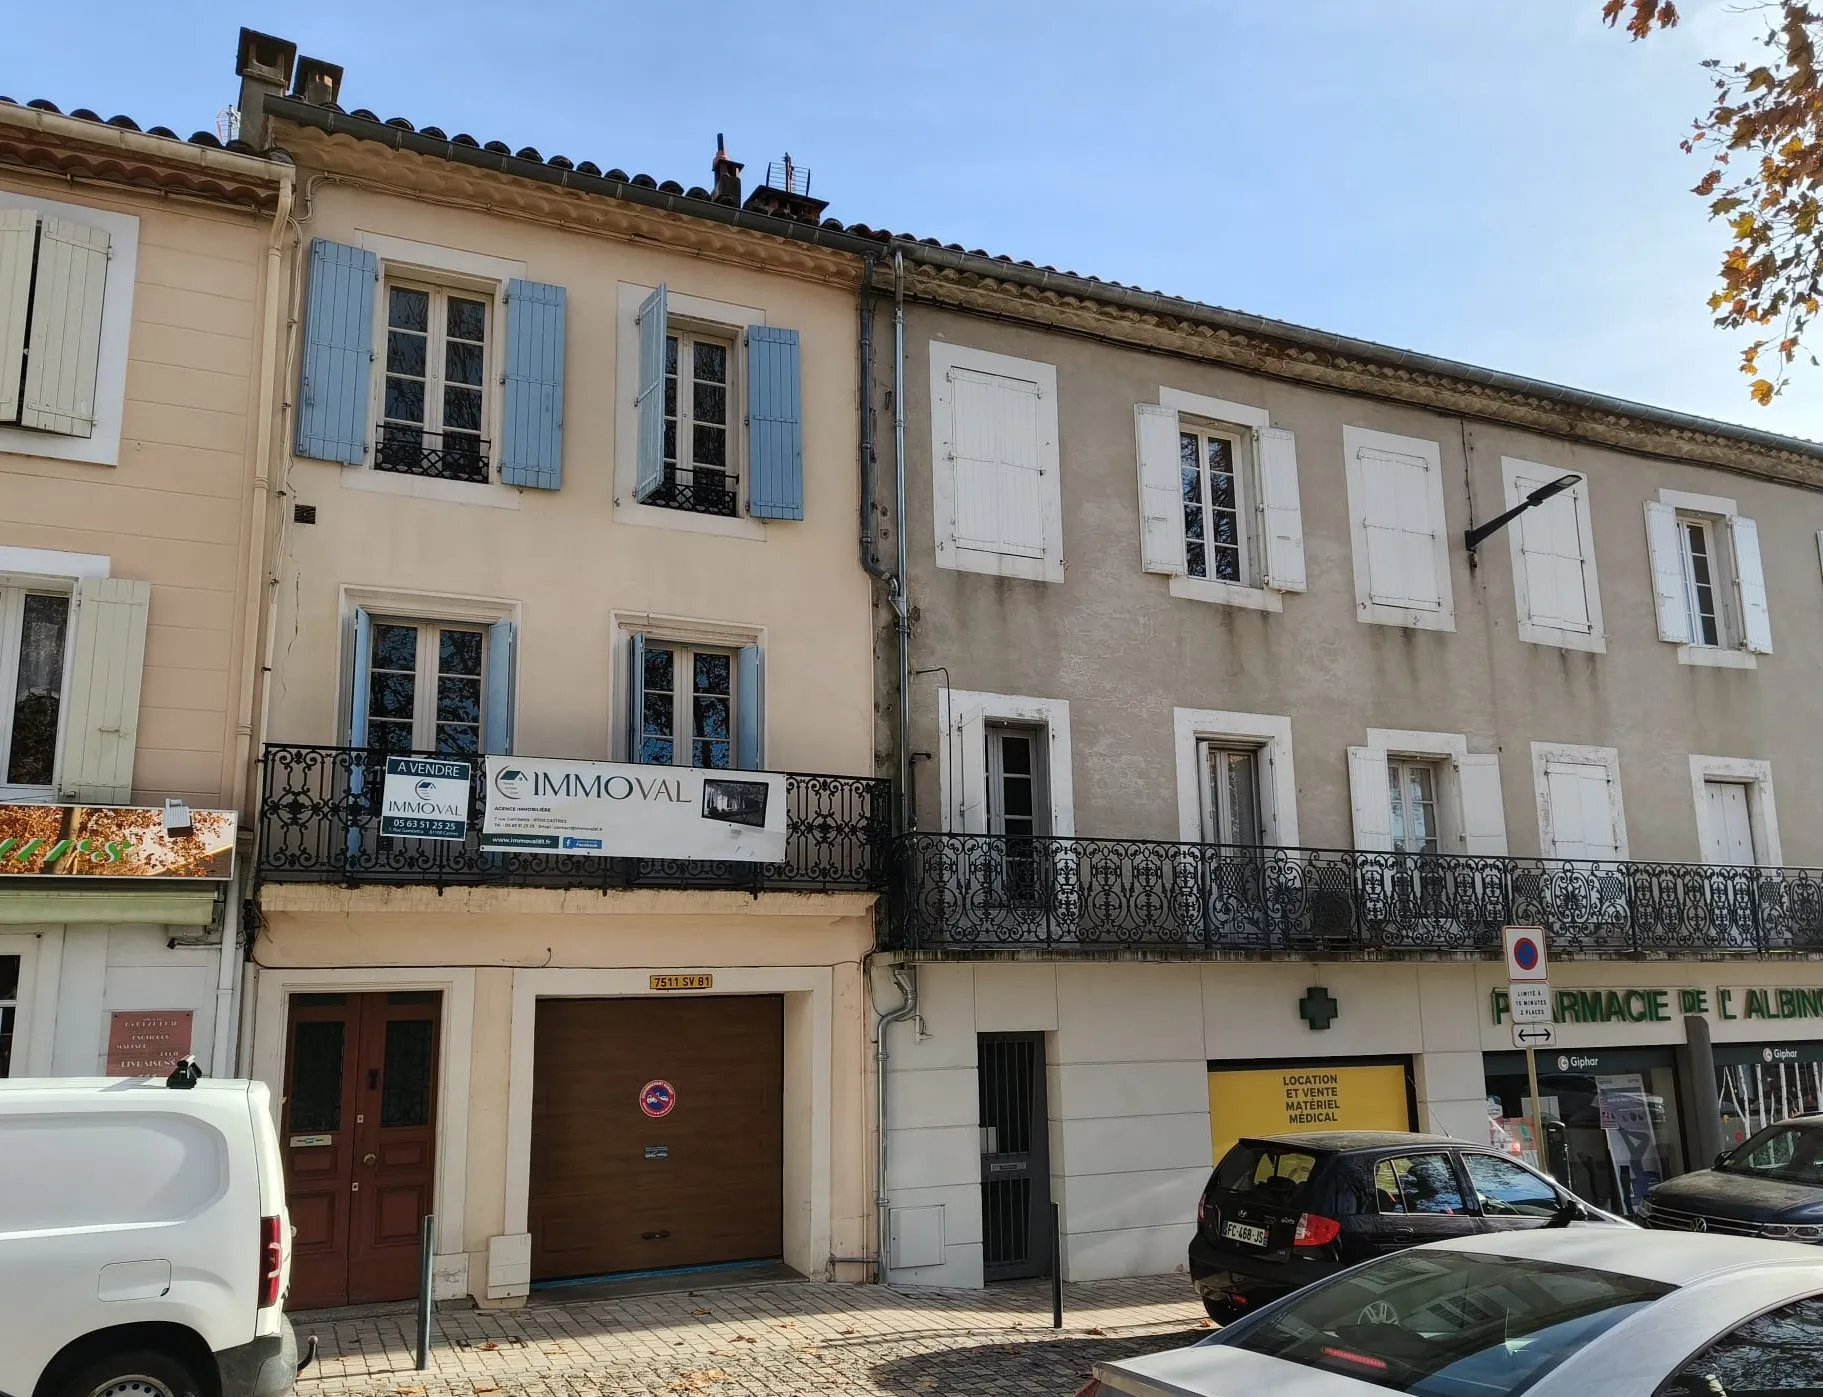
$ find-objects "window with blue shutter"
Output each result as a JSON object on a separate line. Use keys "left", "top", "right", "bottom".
{"left": 483, "top": 619, "right": 516, "bottom": 753}
{"left": 628, "top": 633, "right": 759, "bottom": 769}
{"left": 297, "top": 239, "right": 378, "bottom": 465}
{"left": 500, "top": 280, "right": 566, "bottom": 490}
{"left": 746, "top": 326, "right": 804, "bottom": 521}
{"left": 634, "top": 285, "right": 668, "bottom": 501}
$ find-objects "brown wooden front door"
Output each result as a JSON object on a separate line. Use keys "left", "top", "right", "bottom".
{"left": 281, "top": 990, "right": 440, "bottom": 1310}
{"left": 529, "top": 995, "right": 783, "bottom": 1281}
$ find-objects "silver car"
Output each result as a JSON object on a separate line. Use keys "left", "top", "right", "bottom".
{"left": 1082, "top": 1230, "right": 1823, "bottom": 1396}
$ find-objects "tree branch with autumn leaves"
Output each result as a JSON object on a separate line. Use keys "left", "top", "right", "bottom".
{"left": 1606, "top": 0, "right": 1823, "bottom": 402}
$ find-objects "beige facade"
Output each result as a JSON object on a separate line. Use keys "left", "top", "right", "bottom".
{"left": 871, "top": 252, "right": 1823, "bottom": 1287}
{"left": 239, "top": 51, "right": 885, "bottom": 1310}
{"left": 0, "top": 102, "right": 288, "bottom": 1082}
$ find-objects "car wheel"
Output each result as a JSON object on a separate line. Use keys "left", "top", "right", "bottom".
{"left": 1201, "top": 1297, "right": 1231, "bottom": 1323}
{"left": 59, "top": 1350, "right": 204, "bottom": 1397}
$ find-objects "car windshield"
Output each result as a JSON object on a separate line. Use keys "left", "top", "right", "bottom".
{"left": 1214, "top": 1144, "right": 1318, "bottom": 1204}
{"left": 1719, "top": 1122, "right": 1823, "bottom": 1185}
{"left": 1218, "top": 1249, "right": 1670, "bottom": 1395}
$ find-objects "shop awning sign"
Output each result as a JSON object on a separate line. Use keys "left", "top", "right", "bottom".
{"left": 480, "top": 756, "right": 787, "bottom": 863}
{"left": 0, "top": 804, "right": 235, "bottom": 879}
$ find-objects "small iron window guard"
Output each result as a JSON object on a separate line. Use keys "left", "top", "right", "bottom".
{"left": 374, "top": 426, "right": 491, "bottom": 484}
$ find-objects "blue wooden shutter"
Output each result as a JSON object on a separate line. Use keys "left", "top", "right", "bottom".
{"left": 634, "top": 285, "right": 667, "bottom": 501}
{"left": 346, "top": 608, "right": 373, "bottom": 746}
{"left": 296, "top": 239, "right": 378, "bottom": 465}
{"left": 746, "top": 326, "right": 804, "bottom": 520}
{"left": 736, "top": 643, "right": 764, "bottom": 770}
{"left": 500, "top": 280, "right": 566, "bottom": 490}
{"left": 627, "top": 633, "right": 647, "bottom": 763}
{"left": 483, "top": 619, "right": 517, "bottom": 754}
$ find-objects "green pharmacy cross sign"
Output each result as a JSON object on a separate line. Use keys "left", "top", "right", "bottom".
{"left": 1299, "top": 986, "right": 1339, "bottom": 1031}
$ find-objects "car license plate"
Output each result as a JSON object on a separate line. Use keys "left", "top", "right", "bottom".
{"left": 1222, "top": 1221, "right": 1270, "bottom": 1247}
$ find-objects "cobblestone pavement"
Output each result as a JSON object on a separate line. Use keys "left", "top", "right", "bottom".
{"left": 294, "top": 1274, "right": 1211, "bottom": 1396}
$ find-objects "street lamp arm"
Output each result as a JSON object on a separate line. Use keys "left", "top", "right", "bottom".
{"left": 1464, "top": 474, "right": 1582, "bottom": 554}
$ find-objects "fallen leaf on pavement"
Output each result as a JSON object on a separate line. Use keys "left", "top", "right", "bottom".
{"left": 477, "top": 1342, "right": 498, "bottom": 1352}
{"left": 1087, "top": 1327, "right": 1107, "bottom": 1336}
{"left": 691, "top": 1307, "right": 712, "bottom": 1316}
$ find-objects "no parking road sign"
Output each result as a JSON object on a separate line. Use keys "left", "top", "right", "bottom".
{"left": 1503, "top": 926, "right": 1549, "bottom": 982}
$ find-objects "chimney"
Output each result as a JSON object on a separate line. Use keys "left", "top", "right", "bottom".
{"left": 290, "top": 55, "right": 345, "bottom": 108}
{"left": 711, "top": 132, "right": 744, "bottom": 206}
{"left": 742, "top": 153, "right": 830, "bottom": 224}
{"left": 233, "top": 26, "right": 296, "bottom": 150}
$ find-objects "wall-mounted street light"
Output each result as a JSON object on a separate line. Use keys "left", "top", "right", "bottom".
{"left": 1464, "top": 474, "right": 1582, "bottom": 558}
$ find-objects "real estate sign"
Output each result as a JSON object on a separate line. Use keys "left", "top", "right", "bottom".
{"left": 480, "top": 756, "right": 788, "bottom": 863}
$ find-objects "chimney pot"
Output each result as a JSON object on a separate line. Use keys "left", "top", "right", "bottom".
{"left": 290, "top": 56, "right": 345, "bottom": 108}
{"left": 710, "top": 131, "right": 744, "bottom": 206}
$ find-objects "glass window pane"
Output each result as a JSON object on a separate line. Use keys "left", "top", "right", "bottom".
{"left": 1185, "top": 540, "right": 1206, "bottom": 578}
{"left": 693, "top": 652, "right": 731, "bottom": 695}
{"left": 9, "top": 593, "right": 69, "bottom": 786}
{"left": 1374, "top": 1159, "right": 1407, "bottom": 1214}
{"left": 384, "top": 377, "right": 426, "bottom": 424}
{"left": 1462, "top": 1153, "right": 1560, "bottom": 1217}
{"left": 693, "top": 424, "right": 727, "bottom": 469}
{"left": 694, "top": 694, "right": 730, "bottom": 743}
{"left": 370, "top": 672, "right": 416, "bottom": 721}
{"left": 445, "top": 339, "right": 485, "bottom": 387}
{"left": 662, "top": 419, "right": 678, "bottom": 466}
{"left": 389, "top": 287, "right": 429, "bottom": 332}
{"left": 640, "top": 736, "right": 675, "bottom": 765}
{"left": 446, "top": 297, "right": 486, "bottom": 343}
{"left": 436, "top": 675, "right": 480, "bottom": 725}
{"left": 694, "top": 738, "right": 731, "bottom": 769}
{"left": 664, "top": 335, "right": 679, "bottom": 375}
{"left": 693, "top": 340, "right": 727, "bottom": 384}
{"left": 0, "top": 1005, "right": 13, "bottom": 1078}
{"left": 1394, "top": 1154, "right": 1465, "bottom": 1213}
{"left": 373, "top": 624, "right": 420, "bottom": 669}
{"left": 1670, "top": 1297, "right": 1823, "bottom": 1392}
{"left": 380, "top": 1018, "right": 434, "bottom": 1128}
{"left": 439, "top": 629, "right": 483, "bottom": 676}
{"left": 369, "top": 718, "right": 414, "bottom": 753}
{"left": 693, "top": 381, "right": 727, "bottom": 426}
{"left": 644, "top": 645, "right": 675, "bottom": 694}
{"left": 386, "top": 330, "right": 427, "bottom": 377}
{"left": 288, "top": 1019, "right": 345, "bottom": 1133}
{"left": 443, "top": 386, "right": 483, "bottom": 432}
{"left": 437, "top": 724, "right": 479, "bottom": 756}
{"left": 0, "top": 955, "right": 19, "bottom": 1001}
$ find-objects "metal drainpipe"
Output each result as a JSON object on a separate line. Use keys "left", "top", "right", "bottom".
{"left": 873, "top": 960, "right": 919, "bottom": 1283}
{"left": 891, "top": 252, "right": 912, "bottom": 831}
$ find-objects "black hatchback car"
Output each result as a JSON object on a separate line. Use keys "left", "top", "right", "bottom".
{"left": 1641, "top": 1115, "right": 1823, "bottom": 1240}
{"left": 1188, "top": 1130, "right": 1622, "bottom": 1321}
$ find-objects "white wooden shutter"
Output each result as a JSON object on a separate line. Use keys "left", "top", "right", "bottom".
{"left": 1730, "top": 514, "right": 1773, "bottom": 653}
{"left": 1517, "top": 483, "right": 1590, "bottom": 631}
{"left": 1544, "top": 761, "right": 1620, "bottom": 862}
{"left": 950, "top": 368, "right": 1046, "bottom": 559}
{"left": 56, "top": 576, "right": 150, "bottom": 803}
{"left": 1644, "top": 501, "right": 1694, "bottom": 644}
{"left": 1134, "top": 403, "right": 1184, "bottom": 575}
{"left": 1347, "top": 746, "right": 1393, "bottom": 852}
{"left": 954, "top": 709, "right": 988, "bottom": 834}
{"left": 1361, "top": 449, "right": 1439, "bottom": 608}
{"left": 1457, "top": 753, "right": 1508, "bottom": 855}
{"left": 20, "top": 217, "right": 110, "bottom": 438}
{"left": 0, "top": 209, "right": 37, "bottom": 424}
{"left": 1256, "top": 425, "right": 1307, "bottom": 592}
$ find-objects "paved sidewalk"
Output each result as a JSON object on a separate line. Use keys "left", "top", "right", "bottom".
{"left": 294, "top": 1274, "right": 1210, "bottom": 1396}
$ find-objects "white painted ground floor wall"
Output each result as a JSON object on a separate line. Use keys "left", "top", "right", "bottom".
{"left": 879, "top": 958, "right": 1823, "bottom": 1288}
{"left": 0, "top": 922, "right": 225, "bottom": 1077}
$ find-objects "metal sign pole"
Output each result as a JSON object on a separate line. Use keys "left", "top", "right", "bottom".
{"left": 1526, "top": 1047, "right": 1544, "bottom": 1175}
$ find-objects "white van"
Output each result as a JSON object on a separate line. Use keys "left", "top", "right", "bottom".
{"left": 0, "top": 1074, "right": 297, "bottom": 1397}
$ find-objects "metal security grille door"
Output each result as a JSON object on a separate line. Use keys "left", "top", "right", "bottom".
{"left": 978, "top": 1033, "right": 1051, "bottom": 1281}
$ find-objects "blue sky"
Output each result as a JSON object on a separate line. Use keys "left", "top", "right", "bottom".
{"left": 8, "top": 1, "right": 1813, "bottom": 438}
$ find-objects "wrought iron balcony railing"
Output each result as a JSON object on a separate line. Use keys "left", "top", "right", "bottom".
{"left": 257, "top": 745, "right": 889, "bottom": 893}
{"left": 374, "top": 425, "right": 490, "bottom": 483}
{"left": 888, "top": 833, "right": 1823, "bottom": 957}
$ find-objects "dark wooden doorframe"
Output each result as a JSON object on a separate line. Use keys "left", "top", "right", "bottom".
{"left": 281, "top": 990, "right": 441, "bottom": 1310}
{"left": 978, "top": 1032, "right": 1052, "bottom": 1282}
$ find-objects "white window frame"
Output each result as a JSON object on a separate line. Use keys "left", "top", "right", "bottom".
{"left": 1688, "top": 755, "right": 1782, "bottom": 867}
{"left": 938, "top": 689, "right": 1074, "bottom": 836}
{"left": 930, "top": 342, "right": 1064, "bottom": 584}
{"left": 1649, "top": 488, "right": 1761, "bottom": 670}
{"left": 1173, "top": 708, "right": 1297, "bottom": 845}
{"left": 1349, "top": 729, "right": 1508, "bottom": 856}
{"left": 1343, "top": 425, "right": 1455, "bottom": 631}
{"left": 377, "top": 279, "right": 492, "bottom": 466}
{"left": 1199, "top": 742, "right": 1268, "bottom": 845}
{"left": 613, "top": 282, "right": 768, "bottom": 542}
{"left": 1156, "top": 388, "right": 1284, "bottom": 612}
{"left": 0, "top": 548, "right": 107, "bottom": 803}
{"left": 0, "top": 192, "right": 138, "bottom": 467}
{"left": 612, "top": 613, "right": 765, "bottom": 764}
{"left": 655, "top": 323, "right": 742, "bottom": 517}
{"left": 1502, "top": 457, "right": 1604, "bottom": 653}
{"left": 1530, "top": 742, "right": 1628, "bottom": 861}
{"left": 632, "top": 639, "right": 743, "bottom": 770}
{"left": 345, "top": 233, "right": 523, "bottom": 512}
{"left": 340, "top": 586, "right": 517, "bottom": 747}
{"left": 1386, "top": 753, "right": 1448, "bottom": 855}
{"left": 362, "top": 616, "right": 489, "bottom": 755}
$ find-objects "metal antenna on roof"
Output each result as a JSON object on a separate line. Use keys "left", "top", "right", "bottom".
{"left": 215, "top": 105, "right": 241, "bottom": 143}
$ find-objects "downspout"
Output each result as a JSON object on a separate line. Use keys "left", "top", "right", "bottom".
{"left": 891, "top": 252, "right": 913, "bottom": 831}
{"left": 873, "top": 960, "right": 919, "bottom": 1282}
{"left": 221, "top": 166, "right": 294, "bottom": 1081}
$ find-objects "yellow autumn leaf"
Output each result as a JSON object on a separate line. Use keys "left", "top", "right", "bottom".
{"left": 1750, "top": 379, "right": 1776, "bottom": 404}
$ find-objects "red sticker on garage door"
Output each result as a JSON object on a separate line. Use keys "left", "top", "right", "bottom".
{"left": 639, "top": 1079, "right": 677, "bottom": 1118}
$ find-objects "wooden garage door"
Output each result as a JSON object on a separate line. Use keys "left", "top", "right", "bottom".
{"left": 530, "top": 995, "right": 783, "bottom": 1281}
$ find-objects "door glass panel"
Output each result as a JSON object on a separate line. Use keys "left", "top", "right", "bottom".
{"left": 1462, "top": 1152, "right": 1559, "bottom": 1217}
{"left": 640, "top": 644, "right": 677, "bottom": 765}
{"left": 691, "top": 651, "right": 733, "bottom": 770}
{"left": 435, "top": 628, "right": 483, "bottom": 756}
{"left": 8, "top": 593, "right": 69, "bottom": 786}
{"left": 1373, "top": 1159, "right": 1408, "bottom": 1213}
{"left": 368, "top": 623, "right": 419, "bottom": 754}
{"left": 290, "top": 1020, "right": 346, "bottom": 1133}
{"left": 381, "top": 1019, "right": 434, "bottom": 1128}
